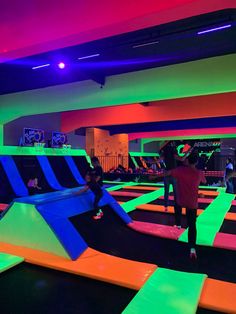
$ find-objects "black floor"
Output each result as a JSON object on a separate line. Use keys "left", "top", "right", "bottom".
{"left": 130, "top": 209, "right": 188, "bottom": 228}
{"left": 0, "top": 263, "right": 136, "bottom": 314}
{"left": 220, "top": 220, "right": 236, "bottom": 235}
{"left": 70, "top": 206, "right": 236, "bottom": 284}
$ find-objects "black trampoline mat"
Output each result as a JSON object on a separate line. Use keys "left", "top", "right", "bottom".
{"left": 0, "top": 263, "right": 135, "bottom": 314}
{"left": 69, "top": 205, "right": 236, "bottom": 283}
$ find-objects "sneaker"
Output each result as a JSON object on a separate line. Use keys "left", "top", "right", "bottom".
{"left": 93, "top": 213, "right": 102, "bottom": 220}
{"left": 174, "top": 225, "right": 181, "bottom": 229}
{"left": 98, "top": 209, "right": 104, "bottom": 216}
{"left": 190, "top": 248, "right": 197, "bottom": 259}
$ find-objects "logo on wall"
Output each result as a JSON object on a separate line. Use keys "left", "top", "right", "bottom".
{"left": 23, "top": 128, "right": 44, "bottom": 146}
{"left": 176, "top": 139, "right": 221, "bottom": 156}
{"left": 51, "top": 132, "right": 67, "bottom": 148}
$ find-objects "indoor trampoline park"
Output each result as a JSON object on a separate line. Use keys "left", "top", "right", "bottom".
{"left": 1, "top": 1, "right": 236, "bottom": 314}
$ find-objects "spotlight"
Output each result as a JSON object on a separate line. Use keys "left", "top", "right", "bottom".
{"left": 58, "top": 62, "right": 65, "bottom": 69}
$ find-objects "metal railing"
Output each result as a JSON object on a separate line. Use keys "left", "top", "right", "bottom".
{"left": 96, "top": 155, "right": 128, "bottom": 172}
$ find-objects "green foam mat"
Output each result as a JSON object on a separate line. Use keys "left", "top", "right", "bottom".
{"left": 179, "top": 192, "right": 235, "bottom": 246}
{"left": 122, "top": 268, "right": 207, "bottom": 314}
{"left": 0, "top": 253, "right": 24, "bottom": 273}
{"left": 0, "top": 202, "right": 70, "bottom": 259}
{"left": 106, "top": 182, "right": 138, "bottom": 192}
{"left": 121, "top": 188, "right": 165, "bottom": 213}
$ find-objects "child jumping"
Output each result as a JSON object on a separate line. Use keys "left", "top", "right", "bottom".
{"left": 168, "top": 152, "right": 206, "bottom": 259}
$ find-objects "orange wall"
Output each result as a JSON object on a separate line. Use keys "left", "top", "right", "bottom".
{"left": 62, "top": 92, "right": 236, "bottom": 133}
{"left": 86, "top": 128, "right": 128, "bottom": 171}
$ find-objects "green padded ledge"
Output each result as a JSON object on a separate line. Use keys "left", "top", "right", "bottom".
{"left": 123, "top": 268, "right": 207, "bottom": 314}
{"left": 179, "top": 192, "right": 235, "bottom": 246}
{"left": 106, "top": 182, "right": 138, "bottom": 192}
{"left": 0, "top": 253, "right": 24, "bottom": 273}
{"left": 121, "top": 188, "right": 165, "bottom": 213}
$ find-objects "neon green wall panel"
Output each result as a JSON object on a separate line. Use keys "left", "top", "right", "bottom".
{"left": 0, "top": 145, "right": 87, "bottom": 156}
{"left": 0, "top": 53, "right": 236, "bottom": 124}
{"left": 0, "top": 202, "right": 70, "bottom": 259}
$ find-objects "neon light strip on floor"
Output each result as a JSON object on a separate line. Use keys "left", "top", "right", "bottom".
{"left": 123, "top": 267, "right": 207, "bottom": 314}
{"left": 179, "top": 192, "right": 235, "bottom": 246}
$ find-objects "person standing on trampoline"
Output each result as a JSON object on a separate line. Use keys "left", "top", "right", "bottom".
{"left": 168, "top": 152, "right": 206, "bottom": 259}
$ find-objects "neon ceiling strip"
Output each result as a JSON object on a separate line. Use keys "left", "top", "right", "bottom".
{"left": 197, "top": 24, "right": 232, "bottom": 35}
{"left": 32, "top": 63, "right": 50, "bottom": 70}
{"left": 78, "top": 54, "right": 100, "bottom": 60}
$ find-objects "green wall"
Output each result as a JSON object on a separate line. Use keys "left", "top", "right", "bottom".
{"left": 0, "top": 53, "right": 236, "bottom": 124}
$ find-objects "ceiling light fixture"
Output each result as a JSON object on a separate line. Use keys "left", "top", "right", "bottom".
{"left": 132, "top": 40, "right": 159, "bottom": 48}
{"left": 32, "top": 63, "right": 50, "bottom": 70}
{"left": 197, "top": 24, "right": 232, "bottom": 35}
{"left": 78, "top": 53, "right": 100, "bottom": 60}
{"left": 58, "top": 62, "right": 66, "bottom": 69}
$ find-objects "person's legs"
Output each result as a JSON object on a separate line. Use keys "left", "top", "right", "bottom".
{"left": 164, "top": 176, "right": 171, "bottom": 209}
{"left": 174, "top": 203, "right": 182, "bottom": 227}
{"left": 171, "top": 177, "right": 177, "bottom": 205}
{"left": 93, "top": 192, "right": 103, "bottom": 219}
{"left": 186, "top": 208, "right": 197, "bottom": 258}
{"left": 226, "top": 179, "right": 234, "bottom": 194}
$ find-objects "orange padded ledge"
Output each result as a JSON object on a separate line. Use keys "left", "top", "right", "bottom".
{"left": 225, "top": 212, "right": 236, "bottom": 221}
{"left": 199, "top": 190, "right": 219, "bottom": 196}
{"left": 0, "top": 242, "right": 156, "bottom": 290}
{"left": 200, "top": 278, "right": 236, "bottom": 313}
{"left": 110, "top": 191, "right": 143, "bottom": 197}
{"left": 122, "top": 186, "right": 159, "bottom": 191}
{"left": 136, "top": 204, "right": 203, "bottom": 216}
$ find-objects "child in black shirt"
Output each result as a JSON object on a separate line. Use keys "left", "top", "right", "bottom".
{"left": 74, "top": 164, "right": 104, "bottom": 220}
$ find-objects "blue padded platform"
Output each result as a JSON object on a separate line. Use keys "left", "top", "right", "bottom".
{"left": 64, "top": 156, "right": 85, "bottom": 185}
{"left": 0, "top": 156, "right": 28, "bottom": 197}
{"left": 36, "top": 156, "right": 65, "bottom": 190}
{"left": 15, "top": 188, "right": 132, "bottom": 259}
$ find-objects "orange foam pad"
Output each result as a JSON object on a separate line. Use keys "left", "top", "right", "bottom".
{"left": 199, "top": 190, "right": 219, "bottom": 196}
{"left": 200, "top": 278, "right": 236, "bottom": 313}
{"left": 122, "top": 186, "right": 159, "bottom": 191}
{"left": 136, "top": 204, "right": 203, "bottom": 216}
{"left": 225, "top": 212, "right": 236, "bottom": 221}
{"left": 0, "top": 242, "right": 156, "bottom": 290}
{"left": 128, "top": 221, "right": 185, "bottom": 240}
{"left": 110, "top": 191, "right": 143, "bottom": 197}
{"left": 213, "top": 233, "right": 236, "bottom": 251}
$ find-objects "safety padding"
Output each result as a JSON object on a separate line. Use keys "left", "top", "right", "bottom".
{"left": 199, "top": 278, "right": 236, "bottom": 313}
{"left": 213, "top": 232, "right": 236, "bottom": 251}
{"left": 123, "top": 268, "right": 207, "bottom": 314}
{"left": 128, "top": 221, "right": 185, "bottom": 240}
{"left": 0, "top": 242, "right": 156, "bottom": 290}
{"left": 122, "top": 186, "right": 159, "bottom": 191}
{"left": 0, "top": 252, "right": 24, "bottom": 273}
